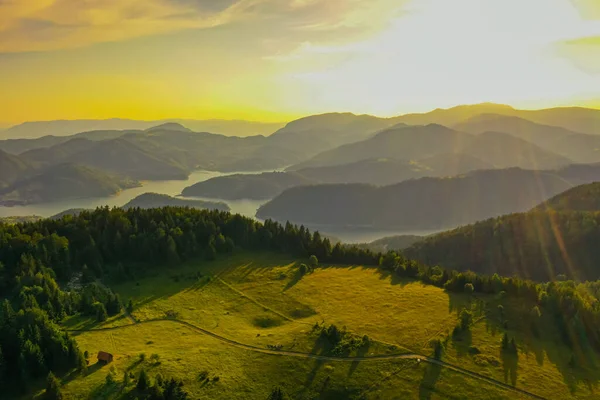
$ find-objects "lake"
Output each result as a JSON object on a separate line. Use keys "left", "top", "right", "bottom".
{"left": 0, "top": 170, "right": 443, "bottom": 244}
{"left": 0, "top": 170, "right": 266, "bottom": 220}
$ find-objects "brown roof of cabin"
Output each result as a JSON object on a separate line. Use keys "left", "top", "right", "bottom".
{"left": 97, "top": 351, "right": 113, "bottom": 361}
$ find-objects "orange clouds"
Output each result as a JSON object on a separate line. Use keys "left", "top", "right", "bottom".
{"left": 0, "top": 0, "right": 248, "bottom": 52}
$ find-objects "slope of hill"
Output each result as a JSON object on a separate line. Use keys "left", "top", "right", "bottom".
{"left": 555, "top": 163, "right": 600, "bottom": 185}
{"left": 181, "top": 156, "right": 492, "bottom": 201}
{"left": 257, "top": 168, "right": 573, "bottom": 230}
{"left": 395, "top": 103, "right": 518, "bottom": 126}
{"left": 357, "top": 234, "right": 424, "bottom": 252}
{"left": 182, "top": 172, "right": 313, "bottom": 200}
{"left": 454, "top": 114, "right": 600, "bottom": 163}
{"left": 20, "top": 137, "right": 189, "bottom": 180}
{"left": 289, "top": 124, "right": 571, "bottom": 171}
{"left": 267, "top": 112, "right": 399, "bottom": 158}
{"left": 0, "top": 163, "right": 138, "bottom": 205}
{"left": 14, "top": 126, "right": 307, "bottom": 180}
{"left": 415, "top": 153, "right": 494, "bottom": 176}
{"left": 535, "top": 182, "right": 600, "bottom": 212}
{"left": 461, "top": 131, "right": 571, "bottom": 170}
{"left": 404, "top": 208, "right": 600, "bottom": 281}
{"left": 394, "top": 103, "right": 600, "bottom": 135}
{"left": 0, "top": 129, "right": 143, "bottom": 155}
{"left": 122, "top": 192, "right": 230, "bottom": 211}
{"left": 454, "top": 114, "right": 577, "bottom": 144}
{"left": 0, "top": 118, "right": 284, "bottom": 139}
{"left": 0, "top": 149, "right": 34, "bottom": 188}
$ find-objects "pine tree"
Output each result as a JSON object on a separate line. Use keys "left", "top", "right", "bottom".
{"left": 127, "top": 299, "right": 134, "bottom": 314}
{"left": 137, "top": 369, "right": 149, "bottom": 392}
{"left": 501, "top": 333, "right": 509, "bottom": 350}
{"left": 44, "top": 372, "right": 63, "bottom": 400}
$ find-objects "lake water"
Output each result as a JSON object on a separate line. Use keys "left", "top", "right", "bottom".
{"left": 0, "top": 170, "right": 266, "bottom": 220}
{"left": 0, "top": 170, "right": 443, "bottom": 244}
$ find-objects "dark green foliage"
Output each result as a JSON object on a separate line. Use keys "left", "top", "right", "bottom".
{"left": 127, "top": 299, "right": 134, "bottom": 314}
{"left": 309, "top": 255, "right": 318, "bottom": 268}
{"left": 405, "top": 209, "right": 600, "bottom": 281}
{"left": 94, "top": 302, "right": 108, "bottom": 322}
{"left": 317, "top": 324, "right": 369, "bottom": 356}
{"left": 464, "top": 283, "right": 474, "bottom": 294}
{"left": 501, "top": 334, "right": 518, "bottom": 355}
{"left": 44, "top": 371, "right": 63, "bottom": 400}
{"left": 268, "top": 386, "right": 287, "bottom": 400}
{"left": 431, "top": 339, "right": 444, "bottom": 360}
{"left": 137, "top": 369, "right": 149, "bottom": 393}
{"left": 459, "top": 309, "right": 473, "bottom": 331}
{"left": 298, "top": 264, "right": 308, "bottom": 276}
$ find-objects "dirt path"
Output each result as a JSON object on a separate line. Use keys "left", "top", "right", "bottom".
{"left": 66, "top": 318, "right": 545, "bottom": 399}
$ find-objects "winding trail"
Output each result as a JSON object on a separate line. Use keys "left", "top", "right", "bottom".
{"left": 66, "top": 318, "right": 545, "bottom": 399}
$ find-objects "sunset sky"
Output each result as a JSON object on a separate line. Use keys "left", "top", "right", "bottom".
{"left": 0, "top": 0, "right": 599, "bottom": 124}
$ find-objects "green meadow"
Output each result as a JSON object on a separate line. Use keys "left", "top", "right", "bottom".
{"left": 50, "top": 252, "right": 599, "bottom": 399}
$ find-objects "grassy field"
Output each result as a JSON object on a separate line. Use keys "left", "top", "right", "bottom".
{"left": 55, "top": 252, "right": 600, "bottom": 399}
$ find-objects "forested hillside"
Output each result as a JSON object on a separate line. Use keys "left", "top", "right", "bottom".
{"left": 404, "top": 209, "right": 600, "bottom": 281}
{"left": 257, "top": 168, "right": 573, "bottom": 230}
{"left": 1, "top": 207, "right": 600, "bottom": 398}
{"left": 123, "top": 193, "right": 230, "bottom": 211}
{"left": 0, "top": 164, "right": 138, "bottom": 205}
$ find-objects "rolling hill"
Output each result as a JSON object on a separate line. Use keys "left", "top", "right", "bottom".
{"left": 122, "top": 192, "right": 230, "bottom": 211}
{"left": 404, "top": 184, "right": 600, "bottom": 281}
{"left": 181, "top": 156, "right": 495, "bottom": 201}
{"left": 0, "top": 163, "right": 138, "bottom": 205}
{"left": 454, "top": 114, "right": 600, "bottom": 164}
{"left": 182, "top": 172, "right": 312, "bottom": 200}
{"left": 256, "top": 168, "right": 574, "bottom": 230}
{"left": 0, "top": 149, "right": 34, "bottom": 188}
{"left": 20, "top": 137, "right": 190, "bottom": 181}
{"left": 394, "top": 103, "right": 600, "bottom": 135}
{"left": 454, "top": 114, "right": 576, "bottom": 144}
{"left": 0, "top": 118, "right": 284, "bottom": 139}
{"left": 267, "top": 112, "right": 400, "bottom": 157}
{"left": 535, "top": 182, "right": 600, "bottom": 212}
{"left": 289, "top": 124, "right": 571, "bottom": 171}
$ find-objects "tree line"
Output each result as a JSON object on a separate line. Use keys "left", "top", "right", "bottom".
{"left": 0, "top": 206, "right": 599, "bottom": 394}
{"left": 0, "top": 206, "right": 379, "bottom": 394}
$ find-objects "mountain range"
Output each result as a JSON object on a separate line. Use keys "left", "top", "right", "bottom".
{"left": 0, "top": 119, "right": 284, "bottom": 139}
{"left": 256, "top": 168, "right": 585, "bottom": 230}
{"left": 181, "top": 155, "right": 493, "bottom": 200}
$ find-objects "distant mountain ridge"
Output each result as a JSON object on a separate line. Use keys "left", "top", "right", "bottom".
{"left": 0, "top": 118, "right": 285, "bottom": 139}
{"left": 393, "top": 103, "right": 600, "bottom": 135}
{"left": 181, "top": 155, "right": 494, "bottom": 200}
{"left": 256, "top": 168, "right": 576, "bottom": 230}
{"left": 289, "top": 123, "right": 572, "bottom": 171}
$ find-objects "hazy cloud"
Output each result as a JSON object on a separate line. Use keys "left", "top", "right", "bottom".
{"left": 0, "top": 0, "right": 404, "bottom": 53}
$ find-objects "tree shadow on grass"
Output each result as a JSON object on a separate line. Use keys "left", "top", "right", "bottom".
{"left": 418, "top": 362, "right": 443, "bottom": 400}
{"left": 348, "top": 341, "right": 371, "bottom": 377}
{"left": 283, "top": 265, "right": 306, "bottom": 292}
{"left": 500, "top": 350, "right": 519, "bottom": 386}
{"left": 450, "top": 329, "right": 473, "bottom": 359}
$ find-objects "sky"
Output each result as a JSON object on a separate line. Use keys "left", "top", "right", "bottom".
{"left": 0, "top": 0, "right": 599, "bottom": 124}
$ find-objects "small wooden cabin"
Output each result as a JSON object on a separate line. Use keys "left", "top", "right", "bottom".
{"left": 97, "top": 351, "right": 114, "bottom": 363}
